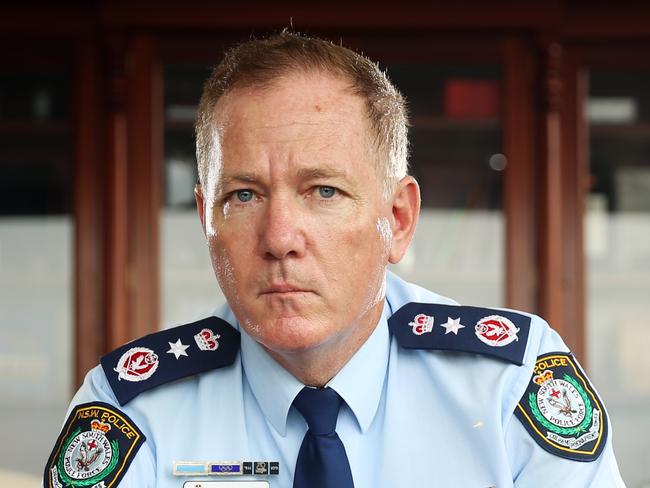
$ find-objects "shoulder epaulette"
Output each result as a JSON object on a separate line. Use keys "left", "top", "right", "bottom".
{"left": 101, "top": 316, "right": 240, "bottom": 405}
{"left": 388, "top": 302, "right": 531, "bottom": 365}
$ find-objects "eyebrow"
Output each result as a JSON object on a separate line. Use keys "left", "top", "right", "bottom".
{"left": 219, "top": 166, "right": 351, "bottom": 189}
{"left": 219, "top": 173, "right": 260, "bottom": 188}
{"left": 295, "top": 167, "right": 350, "bottom": 181}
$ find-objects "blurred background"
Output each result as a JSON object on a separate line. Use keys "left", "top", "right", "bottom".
{"left": 1, "top": 1, "right": 649, "bottom": 486}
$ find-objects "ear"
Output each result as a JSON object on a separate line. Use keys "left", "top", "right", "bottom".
{"left": 195, "top": 184, "right": 207, "bottom": 236}
{"left": 388, "top": 176, "right": 420, "bottom": 264}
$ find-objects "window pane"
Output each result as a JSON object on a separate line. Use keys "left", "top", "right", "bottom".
{"left": 0, "top": 69, "right": 73, "bottom": 482}
{"left": 162, "top": 63, "right": 223, "bottom": 326}
{"left": 585, "top": 70, "right": 650, "bottom": 486}
{"left": 389, "top": 64, "right": 504, "bottom": 306}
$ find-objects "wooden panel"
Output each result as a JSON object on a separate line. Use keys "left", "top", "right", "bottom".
{"left": 127, "top": 34, "right": 162, "bottom": 338}
{"left": 0, "top": 7, "right": 92, "bottom": 35}
{"left": 566, "top": 4, "right": 650, "bottom": 38}
{"left": 564, "top": 42, "right": 650, "bottom": 68}
{"left": 537, "top": 37, "right": 567, "bottom": 336}
{"left": 535, "top": 36, "right": 585, "bottom": 359}
{"left": 502, "top": 37, "right": 537, "bottom": 312}
{"left": 98, "top": 0, "right": 563, "bottom": 29}
{"left": 559, "top": 48, "right": 587, "bottom": 362}
{"left": 73, "top": 39, "right": 106, "bottom": 386}
{"left": 557, "top": 40, "right": 650, "bottom": 364}
{"left": 104, "top": 34, "right": 131, "bottom": 350}
{"left": 160, "top": 33, "right": 503, "bottom": 65}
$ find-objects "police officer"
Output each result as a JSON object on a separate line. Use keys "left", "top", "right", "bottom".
{"left": 44, "top": 32, "right": 625, "bottom": 488}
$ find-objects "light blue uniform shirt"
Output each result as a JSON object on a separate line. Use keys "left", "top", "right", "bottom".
{"left": 56, "top": 272, "right": 625, "bottom": 487}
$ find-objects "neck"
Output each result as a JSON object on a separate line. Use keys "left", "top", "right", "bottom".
{"left": 265, "top": 301, "right": 384, "bottom": 387}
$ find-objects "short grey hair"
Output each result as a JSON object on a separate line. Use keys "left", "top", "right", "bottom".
{"left": 195, "top": 31, "right": 409, "bottom": 197}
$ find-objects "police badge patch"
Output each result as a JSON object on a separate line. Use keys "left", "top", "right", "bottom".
{"left": 44, "top": 402, "right": 145, "bottom": 488}
{"left": 515, "top": 352, "right": 607, "bottom": 462}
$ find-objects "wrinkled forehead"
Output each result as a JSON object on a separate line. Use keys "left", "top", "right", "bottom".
{"left": 205, "top": 74, "right": 373, "bottom": 174}
{"left": 213, "top": 70, "right": 367, "bottom": 131}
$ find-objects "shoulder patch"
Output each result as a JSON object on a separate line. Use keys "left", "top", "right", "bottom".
{"left": 44, "top": 402, "right": 145, "bottom": 488}
{"left": 101, "top": 316, "right": 240, "bottom": 405}
{"left": 388, "top": 302, "right": 530, "bottom": 365}
{"left": 514, "top": 352, "right": 608, "bottom": 462}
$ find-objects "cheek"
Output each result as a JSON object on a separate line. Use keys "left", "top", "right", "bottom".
{"left": 340, "top": 215, "right": 391, "bottom": 256}
{"left": 376, "top": 216, "right": 393, "bottom": 258}
{"left": 207, "top": 237, "right": 235, "bottom": 287}
{"left": 332, "top": 217, "right": 389, "bottom": 315}
{"left": 321, "top": 214, "right": 389, "bottom": 281}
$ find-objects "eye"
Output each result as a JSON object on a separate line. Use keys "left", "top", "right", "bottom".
{"left": 235, "top": 189, "right": 254, "bottom": 203}
{"left": 317, "top": 186, "right": 337, "bottom": 199}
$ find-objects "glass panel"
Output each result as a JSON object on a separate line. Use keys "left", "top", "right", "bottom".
{"left": 0, "top": 69, "right": 74, "bottom": 482}
{"left": 585, "top": 70, "right": 650, "bottom": 486}
{"left": 162, "top": 63, "right": 224, "bottom": 326}
{"left": 389, "top": 64, "right": 504, "bottom": 306}
{"left": 161, "top": 57, "right": 504, "bottom": 328}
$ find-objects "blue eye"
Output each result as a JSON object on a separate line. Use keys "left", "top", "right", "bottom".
{"left": 235, "top": 190, "right": 254, "bottom": 202}
{"left": 318, "top": 186, "right": 336, "bottom": 199}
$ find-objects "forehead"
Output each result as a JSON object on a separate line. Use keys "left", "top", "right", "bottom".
{"left": 213, "top": 72, "right": 371, "bottom": 158}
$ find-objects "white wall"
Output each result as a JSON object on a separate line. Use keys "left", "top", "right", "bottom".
{"left": 0, "top": 217, "right": 73, "bottom": 485}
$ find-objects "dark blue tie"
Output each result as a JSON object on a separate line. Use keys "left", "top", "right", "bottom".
{"left": 292, "top": 386, "right": 355, "bottom": 488}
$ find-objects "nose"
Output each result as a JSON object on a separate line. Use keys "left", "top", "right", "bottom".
{"left": 259, "top": 195, "right": 306, "bottom": 260}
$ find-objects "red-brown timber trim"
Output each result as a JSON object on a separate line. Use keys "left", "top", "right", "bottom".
{"left": 104, "top": 33, "right": 131, "bottom": 350}
{"left": 502, "top": 36, "right": 538, "bottom": 312}
{"left": 558, "top": 48, "right": 586, "bottom": 362}
{"left": 74, "top": 39, "right": 106, "bottom": 387}
{"left": 537, "top": 36, "right": 567, "bottom": 338}
{"left": 127, "top": 34, "right": 162, "bottom": 338}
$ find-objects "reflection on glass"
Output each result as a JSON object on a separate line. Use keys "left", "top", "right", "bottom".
{"left": 0, "top": 71, "right": 72, "bottom": 215}
{"left": 0, "top": 69, "right": 73, "bottom": 480}
{"left": 163, "top": 64, "right": 222, "bottom": 326}
{"left": 389, "top": 64, "right": 504, "bottom": 306}
{"left": 163, "top": 64, "right": 211, "bottom": 209}
{"left": 585, "top": 70, "right": 650, "bottom": 486}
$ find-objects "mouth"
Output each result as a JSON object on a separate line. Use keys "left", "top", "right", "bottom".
{"left": 260, "top": 284, "right": 313, "bottom": 296}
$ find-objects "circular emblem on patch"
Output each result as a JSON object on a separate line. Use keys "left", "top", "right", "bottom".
{"left": 514, "top": 353, "right": 607, "bottom": 462}
{"left": 537, "top": 376, "right": 587, "bottom": 428}
{"left": 62, "top": 421, "right": 114, "bottom": 482}
{"left": 114, "top": 347, "right": 159, "bottom": 382}
{"left": 474, "top": 314, "right": 519, "bottom": 347}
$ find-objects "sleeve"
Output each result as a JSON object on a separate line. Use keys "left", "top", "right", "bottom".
{"left": 43, "top": 366, "right": 156, "bottom": 488}
{"left": 505, "top": 318, "right": 626, "bottom": 487}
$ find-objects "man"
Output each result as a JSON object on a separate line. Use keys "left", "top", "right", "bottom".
{"left": 45, "top": 32, "right": 624, "bottom": 487}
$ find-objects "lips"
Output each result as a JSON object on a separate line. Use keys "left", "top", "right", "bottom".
{"left": 260, "top": 283, "right": 312, "bottom": 295}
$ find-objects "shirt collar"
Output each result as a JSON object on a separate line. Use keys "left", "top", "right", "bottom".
{"left": 327, "top": 300, "right": 391, "bottom": 433}
{"left": 241, "top": 329, "right": 304, "bottom": 436}
{"left": 240, "top": 299, "right": 392, "bottom": 436}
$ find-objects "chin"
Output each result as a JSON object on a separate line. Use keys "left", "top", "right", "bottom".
{"left": 244, "top": 315, "right": 336, "bottom": 354}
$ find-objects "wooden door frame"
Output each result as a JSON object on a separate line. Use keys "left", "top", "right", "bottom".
{"left": 558, "top": 41, "right": 650, "bottom": 368}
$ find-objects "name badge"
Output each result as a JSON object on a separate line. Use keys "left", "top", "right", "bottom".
{"left": 183, "top": 483, "right": 270, "bottom": 487}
